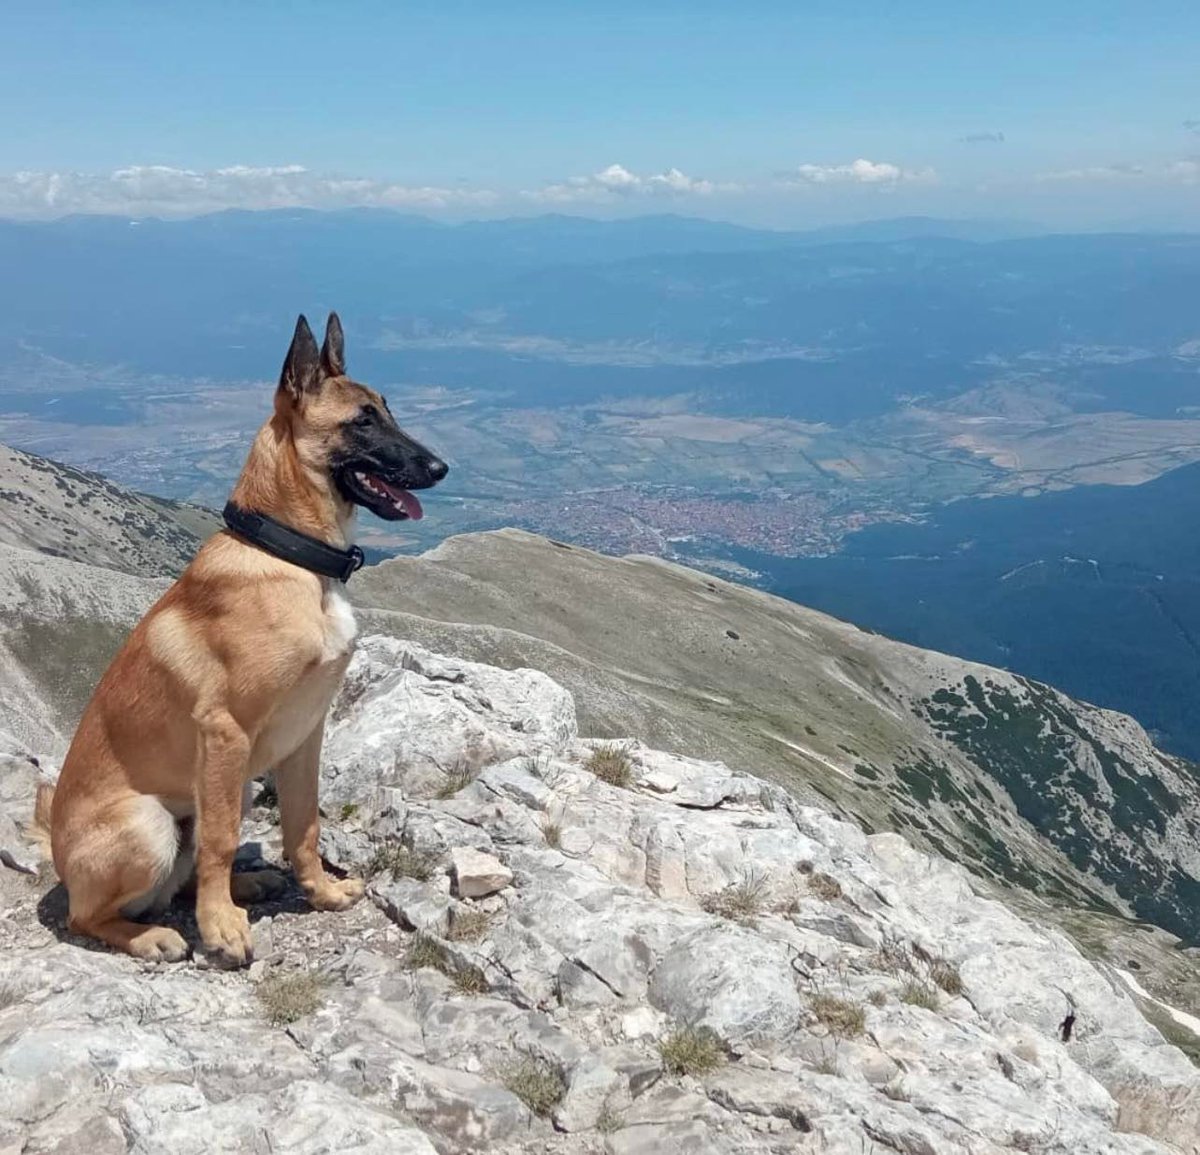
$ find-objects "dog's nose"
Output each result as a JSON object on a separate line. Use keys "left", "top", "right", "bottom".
{"left": 424, "top": 456, "right": 449, "bottom": 482}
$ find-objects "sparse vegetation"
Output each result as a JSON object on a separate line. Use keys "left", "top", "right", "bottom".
{"left": 406, "top": 933, "right": 450, "bottom": 973}
{"left": 339, "top": 802, "right": 359, "bottom": 822}
{"left": 452, "top": 964, "right": 489, "bottom": 996}
{"left": 900, "top": 981, "right": 940, "bottom": 1010}
{"left": 814, "top": 1054, "right": 840, "bottom": 1075}
{"left": 596, "top": 1105, "right": 623, "bottom": 1134}
{"left": 929, "top": 957, "right": 964, "bottom": 996}
{"left": 436, "top": 760, "right": 478, "bottom": 799}
{"left": 701, "top": 870, "right": 767, "bottom": 925}
{"left": 0, "top": 983, "right": 19, "bottom": 1011}
{"left": 872, "top": 935, "right": 963, "bottom": 1006}
{"left": 586, "top": 744, "right": 634, "bottom": 788}
{"left": 446, "top": 906, "right": 493, "bottom": 943}
{"left": 256, "top": 970, "right": 325, "bottom": 1026}
{"left": 810, "top": 993, "right": 866, "bottom": 1037}
{"left": 405, "top": 932, "right": 488, "bottom": 995}
{"left": 368, "top": 842, "right": 439, "bottom": 882}
{"left": 807, "top": 871, "right": 843, "bottom": 901}
{"left": 868, "top": 989, "right": 887, "bottom": 1007}
{"left": 542, "top": 820, "right": 562, "bottom": 848}
{"left": 504, "top": 1059, "right": 566, "bottom": 1116}
{"left": 659, "top": 1026, "right": 726, "bottom": 1076}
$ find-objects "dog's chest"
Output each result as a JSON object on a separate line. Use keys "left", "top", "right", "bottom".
{"left": 321, "top": 588, "right": 358, "bottom": 661}
{"left": 248, "top": 590, "right": 358, "bottom": 774}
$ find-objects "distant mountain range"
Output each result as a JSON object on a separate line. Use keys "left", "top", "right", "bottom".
{"left": 2, "top": 211, "right": 1198, "bottom": 433}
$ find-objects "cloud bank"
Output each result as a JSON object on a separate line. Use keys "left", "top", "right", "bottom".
{"left": 0, "top": 165, "right": 499, "bottom": 218}
{"left": 525, "top": 163, "right": 734, "bottom": 204}
{"left": 779, "top": 158, "right": 936, "bottom": 187}
{"left": 1036, "top": 160, "right": 1200, "bottom": 184}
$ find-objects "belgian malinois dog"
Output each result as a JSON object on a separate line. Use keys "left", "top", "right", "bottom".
{"left": 31, "top": 313, "right": 447, "bottom": 966}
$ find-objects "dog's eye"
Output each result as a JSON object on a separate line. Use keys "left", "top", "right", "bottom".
{"left": 352, "top": 406, "right": 377, "bottom": 428}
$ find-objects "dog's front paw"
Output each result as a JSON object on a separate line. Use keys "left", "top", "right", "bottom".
{"left": 129, "top": 925, "right": 190, "bottom": 963}
{"left": 307, "top": 876, "right": 365, "bottom": 912}
{"left": 198, "top": 902, "right": 254, "bottom": 968}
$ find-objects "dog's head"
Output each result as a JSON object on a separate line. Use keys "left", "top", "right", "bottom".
{"left": 275, "top": 313, "right": 448, "bottom": 521}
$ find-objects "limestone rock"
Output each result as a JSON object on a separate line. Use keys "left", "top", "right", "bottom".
{"left": 2, "top": 634, "right": 1198, "bottom": 1155}
{"left": 450, "top": 846, "right": 513, "bottom": 898}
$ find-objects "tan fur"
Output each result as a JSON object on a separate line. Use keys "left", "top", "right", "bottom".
{"left": 37, "top": 317, "right": 409, "bottom": 966}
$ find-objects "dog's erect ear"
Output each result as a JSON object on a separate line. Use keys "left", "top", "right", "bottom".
{"left": 321, "top": 312, "right": 345, "bottom": 377}
{"left": 279, "top": 314, "right": 322, "bottom": 400}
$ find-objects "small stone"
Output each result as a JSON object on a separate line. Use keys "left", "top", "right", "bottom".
{"left": 621, "top": 1007, "right": 663, "bottom": 1040}
{"left": 641, "top": 771, "right": 678, "bottom": 794}
{"left": 450, "top": 847, "right": 513, "bottom": 898}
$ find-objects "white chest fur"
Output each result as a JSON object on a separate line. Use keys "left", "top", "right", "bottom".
{"left": 322, "top": 588, "right": 359, "bottom": 661}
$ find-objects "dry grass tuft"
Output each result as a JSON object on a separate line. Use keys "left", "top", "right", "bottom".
{"left": 452, "top": 964, "right": 489, "bottom": 996}
{"left": 929, "top": 957, "right": 964, "bottom": 996}
{"left": 701, "top": 871, "right": 768, "bottom": 926}
{"left": 436, "top": 760, "right": 478, "bottom": 799}
{"left": 873, "top": 934, "right": 962, "bottom": 1008}
{"left": 406, "top": 932, "right": 451, "bottom": 973}
{"left": 542, "top": 819, "right": 562, "bottom": 848}
{"left": 405, "top": 932, "right": 488, "bottom": 995}
{"left": 586, "top": 744, "right": 634, "bottom": 789}
{"left": 868, "top": 990, "right": 888, "bottom": 1008}
{"left": 807, "top": 871, "right": 843, "bottom": 901}
{"left": 446, "top": 906, "right": 493, "bottom": 943}
{"left": 505, "top": 1059, "right": 566, "bottom": 1116}
{"left": 900, "top": 980, "right": 940, "bottom": 1011}
{"left": 368, "top": 843, "right": 440, "bottom": 882}
{"left": 811, "top": 993, "right": 866, "bottom": 1037}
{"left": 659, "top": 1026, "right": 726, "bottom": 1076}
{"left": 256, "top": 970, "right": 325, "bottom": 1026}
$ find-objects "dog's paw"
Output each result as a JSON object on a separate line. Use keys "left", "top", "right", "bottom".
{"left": 130, "top": 925, "right": 190, "bottom": 963}
{"left": 230, "top": 869, "right": 289, "bottom": 905}
{"left": 307, "top": 876, "right": 365, "bottom": 912}
{"left": 198, "top": 903, "right": 254, "bottom": 968}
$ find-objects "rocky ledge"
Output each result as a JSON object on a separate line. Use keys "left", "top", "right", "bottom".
{"left": 2, "top": 635, "right": 1200, "bottom": 1154}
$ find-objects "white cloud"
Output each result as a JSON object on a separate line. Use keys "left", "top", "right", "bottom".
{"left": 0, "top": 165, "right": 499, "bottom": 218}
{"left": 780, "top": 158, "right": 936, "bottom": 187}
{"left": 527, "top": 163, "right": 734, "bottom": 203}
{"left": 1035, "top": 160, "right": 1199, "bottom": 185}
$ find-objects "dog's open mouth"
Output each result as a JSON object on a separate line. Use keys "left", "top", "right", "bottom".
{"left": 339, "top": 469, "right": 424, "bottom": 521}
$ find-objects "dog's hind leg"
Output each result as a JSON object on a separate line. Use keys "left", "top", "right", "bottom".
{"left": 62, "top": 794, "right": 190, "bottom": 962}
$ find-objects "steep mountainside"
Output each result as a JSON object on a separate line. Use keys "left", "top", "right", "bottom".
{"left": 352, "top": 530, "right": 1200, "bottom": 943}
{"left": 0, "top": 442, "right": 217, "bottom": 576}
{"left": 3, "top": 451, "right": 1200, "bottom": 1023}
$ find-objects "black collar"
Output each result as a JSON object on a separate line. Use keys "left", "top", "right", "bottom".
{"left": 222, "top": 502, "right": 365, "bottom": 583}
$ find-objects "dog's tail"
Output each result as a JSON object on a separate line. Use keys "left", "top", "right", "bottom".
{"left": 24, "top": 782, "right": 57, "bottom": 873}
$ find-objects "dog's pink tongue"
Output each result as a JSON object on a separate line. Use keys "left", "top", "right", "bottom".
{"left": 376, "top": 478, "right": 423, "bottom": 520}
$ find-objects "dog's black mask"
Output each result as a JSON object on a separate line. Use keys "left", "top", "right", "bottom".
{"left": 331, "top": 402, "right": 448, "bottom": 522}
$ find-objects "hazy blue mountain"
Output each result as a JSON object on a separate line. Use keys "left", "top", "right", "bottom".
{"left": 3, "top": 212, "right": 1197, "bottom": 425}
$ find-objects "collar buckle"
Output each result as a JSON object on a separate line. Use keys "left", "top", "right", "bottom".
{"left": 340, "top": 545, "right": 366, "bottom": 583}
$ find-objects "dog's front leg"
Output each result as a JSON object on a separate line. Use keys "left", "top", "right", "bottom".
{"left": 195, "top": 708, "right": 255, "bottom": 967}
{"left": 276, "top": 722, "right": 365, "bottom": 911}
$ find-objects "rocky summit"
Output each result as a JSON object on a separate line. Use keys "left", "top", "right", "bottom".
{"left": 4, "top": 637, "right": 1200, "bottom": 1154}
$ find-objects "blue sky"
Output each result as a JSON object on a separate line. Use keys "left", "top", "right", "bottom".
{"left": 3, "top": 0, "right": 1199, "bottom": 227}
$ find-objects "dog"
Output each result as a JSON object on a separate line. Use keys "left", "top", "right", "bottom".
{"left": 29, "top": 313, "right": 447, "bottom": 967}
